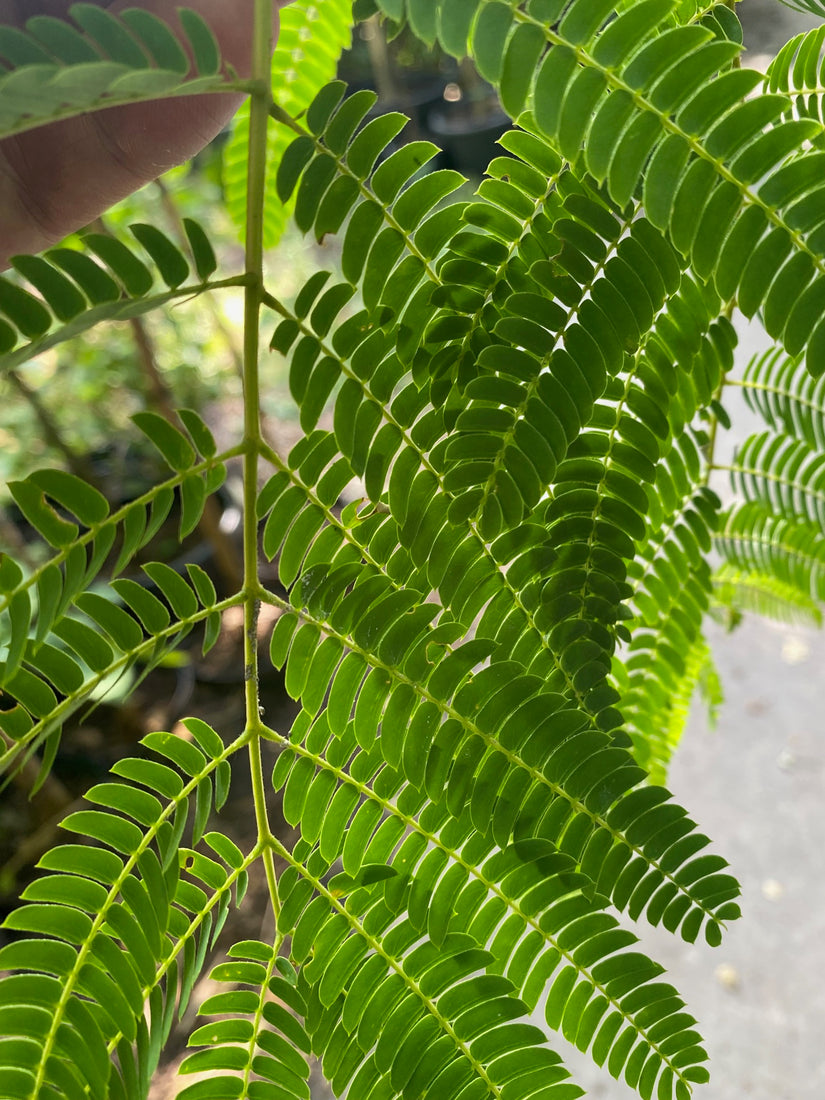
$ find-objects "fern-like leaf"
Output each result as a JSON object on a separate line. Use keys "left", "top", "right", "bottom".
{"left": 768, "top": 25, "right": 825, "bottom": 131}
{"left": 178, "top": 944, "right": 311, "bottom": 1099}
{"left": 716, "top": 500, "right": 825, "bottom": 604}
{"left": 723, "top": 430, "right": 825, "bottom": 529}
{"left": 0, "top": 720, "right": 243, "bottom": 1099}
{"left": 275, "top": 832, "right": 587, "bottom": 1100}
{"left": 737, "top": 347, "right": 825, "bottom": 453}
{"left": 0, "top": 220, "right": 239, "bottom": 371}
{"left": 0, "top": 411, "right": 235, "bottom": 775}
{"left": 713, "top": 563, "right": 823, "bottom": 627}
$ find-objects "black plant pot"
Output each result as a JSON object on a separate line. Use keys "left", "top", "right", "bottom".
{"left": 392, "top": 75, "right": 453, "bottom": 133}
{"left": 426, "top": 100, "right": 511, "bottom": 177}
{"left": 342, "top": 76, "right": 452, "bottom": 137}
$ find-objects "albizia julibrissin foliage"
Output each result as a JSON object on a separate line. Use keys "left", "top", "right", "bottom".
{"left": 0, "top": 1, "right": 822, "bottom": 1097}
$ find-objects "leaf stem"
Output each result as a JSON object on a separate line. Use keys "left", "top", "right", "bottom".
{"left": 244, "top": 0, "right": 279, "bottom": 916}
{"left": 242, "top": 0, "right": 272, "bottom": 730}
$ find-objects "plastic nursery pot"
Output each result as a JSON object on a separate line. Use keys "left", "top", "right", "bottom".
{"left": 426, "top": 96, "right": 511, "bottom": 178}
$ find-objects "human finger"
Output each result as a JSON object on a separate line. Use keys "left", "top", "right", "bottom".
{"left": 0, "top": 0, "right": 282, "bottom": 266}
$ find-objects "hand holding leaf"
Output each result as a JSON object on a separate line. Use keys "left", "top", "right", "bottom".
{"left": 0, "top": 0, "right": 284, "bottom": 266}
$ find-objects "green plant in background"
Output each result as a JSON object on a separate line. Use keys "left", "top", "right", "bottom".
{"left": 224, "top": 0, "right": 355, "bottom": 249}
{"left": 2, "top": 0, "right": 825, "bottom": 1097}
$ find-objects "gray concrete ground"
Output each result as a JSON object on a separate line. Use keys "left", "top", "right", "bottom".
{"left": 567, "top": 611, "right": 825, "bottom": 1099}
{"left": 740, "top": 0, "right": 818, "bottom": 59}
